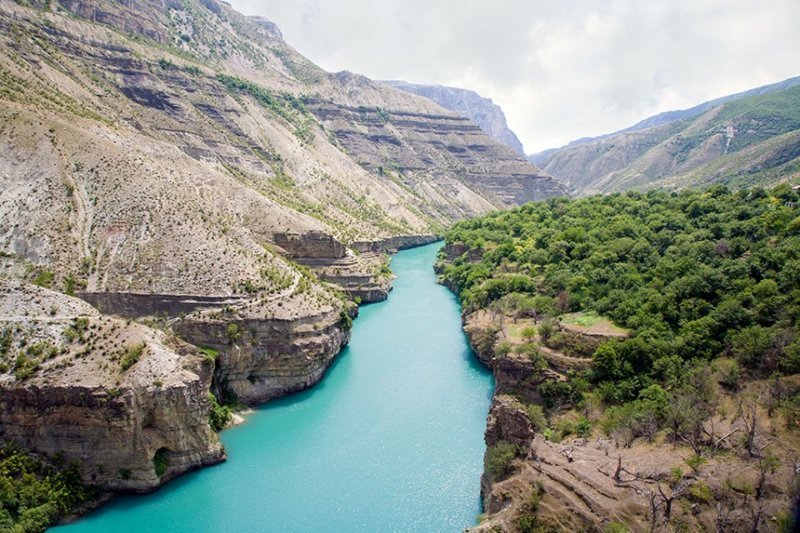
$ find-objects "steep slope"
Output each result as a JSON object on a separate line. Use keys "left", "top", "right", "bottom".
{"left": 438, "top": 188, "right": 800, "bottom": 532}
{"left": 0, "top": 281, "right": 225, "bottom": 492}
{"left": 384, "top": 80, "right": 527, "bottom": 156}
{"left": 535, "top": 78, "right": 800, "bottom": 194}
{"left": 0, "top": 0, "right": 564, "bottom": 296}
{"left": 0, "top": 0, "right": 564, "bottom": 515}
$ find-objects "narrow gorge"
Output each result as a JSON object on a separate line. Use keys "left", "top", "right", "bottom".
{"left": 54, "top": 243, "right": 494, "bottom": 532}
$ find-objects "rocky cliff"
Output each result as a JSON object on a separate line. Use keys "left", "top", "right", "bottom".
{"left": 0, "top": 0, "right": 565, "bottom": 516}
{"left": 173, "top": 298, "right": 351, "bottom": 404}
{"left": 0, "top": 0, "right": 565, "bottom": 322}
{"left": 384, "top": 81, "right": 527, "bottom": 156}
{"left": 0, "top": 282, "right": 224, "bottom": 492}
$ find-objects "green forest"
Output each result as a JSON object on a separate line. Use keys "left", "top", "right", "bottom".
{"left": 439, "top": 184, "right": 800, "bottom": 446}
{"left": 0, "top": 443, "right": 95, "bottom": 532}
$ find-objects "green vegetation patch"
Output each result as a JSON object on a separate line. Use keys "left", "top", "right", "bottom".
{"left": 440, "top": 185, "right": 800, "bottom": 448}
{"left": 216, "top": 74, "right": 315, "bottom": 144}
{"left": 484, "top": 441, "right": 518, "bottom": 481}
{"left": 119, "top": 342, "right": 145, "bottom": 371}
{"left": 0, "top": 442, "right": 96, "bottom": 532}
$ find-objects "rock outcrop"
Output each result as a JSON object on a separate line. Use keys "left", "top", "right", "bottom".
{"left": 484, "top": 395, "right": 535, "bottom": 449}
{"left": 0, "top": 282, "right": 224, "bottom": 492}
{"left": 174, "top": 304, "right": 351, "bottom": 404}
{"left": 384, "top": 81, "right": 527, "bottom": 156}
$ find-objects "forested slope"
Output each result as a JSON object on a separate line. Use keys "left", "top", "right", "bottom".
{"left": 439, "top": 185, "right": 800, "bottom": 531}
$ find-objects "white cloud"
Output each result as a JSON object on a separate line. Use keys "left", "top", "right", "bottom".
{"left": 230, "top": 0, "right": 800, "bottom": 153}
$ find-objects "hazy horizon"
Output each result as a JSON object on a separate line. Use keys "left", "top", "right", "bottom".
{"left": 229, "top": 0, "right": 800, "bottom": 153}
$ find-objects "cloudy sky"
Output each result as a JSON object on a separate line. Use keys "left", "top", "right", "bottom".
{"left": 230, "top": 0, "right": 800, "bottom": 154}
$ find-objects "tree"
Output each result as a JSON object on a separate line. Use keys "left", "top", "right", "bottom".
{"left": 520, "top": 326, "right": 537, "bottom": 343}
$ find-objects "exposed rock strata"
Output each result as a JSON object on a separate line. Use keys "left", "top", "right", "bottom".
{"left": 384, "top": 81, "right": 527, "bottom": 156}
{"left": 0, "top": 283, "right": 224, "bottom": 492}
{"left": 174, "top": 305, "right": 350, "bottom": 404}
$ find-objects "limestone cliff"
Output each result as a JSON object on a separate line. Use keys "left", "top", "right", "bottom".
{"left": 384, "top": 81, "right": 527, "bottom": 156}
{"left": 0, "top": 282, "right": 224, "bottom": 492}
{"left": 174, "top": 299, "right": 351, "bottom": 404}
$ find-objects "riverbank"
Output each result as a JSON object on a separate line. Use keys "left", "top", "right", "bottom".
{"left": 55, "top": 242, "right": 493, "bottom": 532}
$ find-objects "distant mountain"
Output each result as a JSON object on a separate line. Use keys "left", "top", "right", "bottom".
{"left": 384, "top": 81, "right": 527, "bottom": 156}
{"left": 532, "top": 77, "right": 800, "bottom": 194}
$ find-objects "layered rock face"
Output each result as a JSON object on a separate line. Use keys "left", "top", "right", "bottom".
{"left": 309, "top": 92, "right": 565, "bottom": 211}
{"left": 0, "top": 283, "right": 224, "bottom": 492}
{"left": 174, "top": 305, "right": 351, "bottom": 404}
{"left": 384, "top": 81, "right": 527, "bottom": 156}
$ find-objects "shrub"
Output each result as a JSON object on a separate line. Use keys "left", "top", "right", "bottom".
{"left": 686, "top": 453, "right": 707, "bottom": 473}
{"left": 32, "top": 269, "right": 54, "bottom": 288}
{"left": 199, "top": 346, "right": 220, "bottom": 362}
{"left": 689, "top": 480, "right": 713, "bottom": 503}
{"left": 208, "top": 393, "right": 232, "bottom": 431}
{"left": 715, "top": 358, "right": 741, "bottom": 390}
{"left": 520, "top": 326, "right": 537, "bottom": 342}
{"left": 0, "top": 443, "right": 95, "bottom": 531}
{"left": 485, "top": 441, "right": 518, "bottom": 481}
{"left": 526, "top": 404, "right": 548, "bottom": 432}
{"left": 226, "top": 323, "right": 240, "bottom": 344}
{"left": 495, "top": 341, "right": 513, "bottom": 358}
{"left": 338, "top": 310, "right": 353, "bottom": 332}
{"left": 538, "top": 320, "right": 557, "bottom": 342}
{"left": 120, "top": 343, "right": 145, "bottom": 371}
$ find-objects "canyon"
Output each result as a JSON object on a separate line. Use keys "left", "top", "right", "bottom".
{"left": 0, "top": 0, "right": 564, "bottom": 523}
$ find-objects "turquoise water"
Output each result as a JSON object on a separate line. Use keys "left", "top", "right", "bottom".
{"left": 55, "top": 242, "right": 493, "bottom": 533}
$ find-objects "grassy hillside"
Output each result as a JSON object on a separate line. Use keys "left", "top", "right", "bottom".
{"left": 540, "top": 82, "right": 800, "bottom": 195}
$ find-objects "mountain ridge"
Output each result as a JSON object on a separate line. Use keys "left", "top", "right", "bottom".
{"left": 384, "top": 80, "right": 527, "bottom": 156}
{"left": 530, "top": 76, "right": 800, "bottom": 194}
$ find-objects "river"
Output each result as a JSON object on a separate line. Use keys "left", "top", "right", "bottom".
{"left": 55, "top": 242, "right": 494, "bottom": 532}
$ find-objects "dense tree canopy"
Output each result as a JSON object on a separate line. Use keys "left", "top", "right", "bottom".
{"left": 440, "top": 185, "right": 800, "bottom": 403}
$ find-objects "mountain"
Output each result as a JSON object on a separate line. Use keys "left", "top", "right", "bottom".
{"left": 0, "top": 0, "right": 565, "bottom": 297}
{"left": 384, "top": 80, "right": 527, "bottom": 156}
{"left": 0, "top": 0, "right": 566, "bottom": 516}
{"left": 532, "top": 77, "right": 800, "bottom": 194}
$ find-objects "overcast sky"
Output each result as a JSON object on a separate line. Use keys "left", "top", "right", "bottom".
{"left": 229, "top": 0, "right": 800, "bottom": 154}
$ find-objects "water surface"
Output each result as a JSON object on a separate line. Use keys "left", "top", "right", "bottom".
{"left": 56, "top": 242, "right": 493, "bottom": 532}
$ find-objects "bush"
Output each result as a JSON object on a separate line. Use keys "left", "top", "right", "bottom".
{"left": 120, "top": 342, "right": 145, "bottom": 371}
{"left": 526, "top": 404, "right": 548, "bottom": 431}
{"left": 689, "top": 480, "right": 713, "bottom": 503}
{"left": 520, "top": 326, "right": 537, "bottom": 342}
{"left": 538, "top": 320, "right": 557, "bottom": 342}
{"left": 485, "top": 441, "right": 518, "bottom": 481}
{"left": 714, "top": 358, "right": 741, "bottom": 389}
{"left": 226, "top": 323, "right": 241, "bottom": 344}
{"left": 208, "top": 393, "right": 232, "bottom": 431}
{"left": 199, "top": 346, "right": 220, "bottom": 362}
{"left": 32, "top": 269, "right": 54, "bottom": 288}
{"left": 0, "top": 443, "right": 95, "bottom": 531}
{"left": 495, "top": 341, "right": 513, "bottom": 358}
